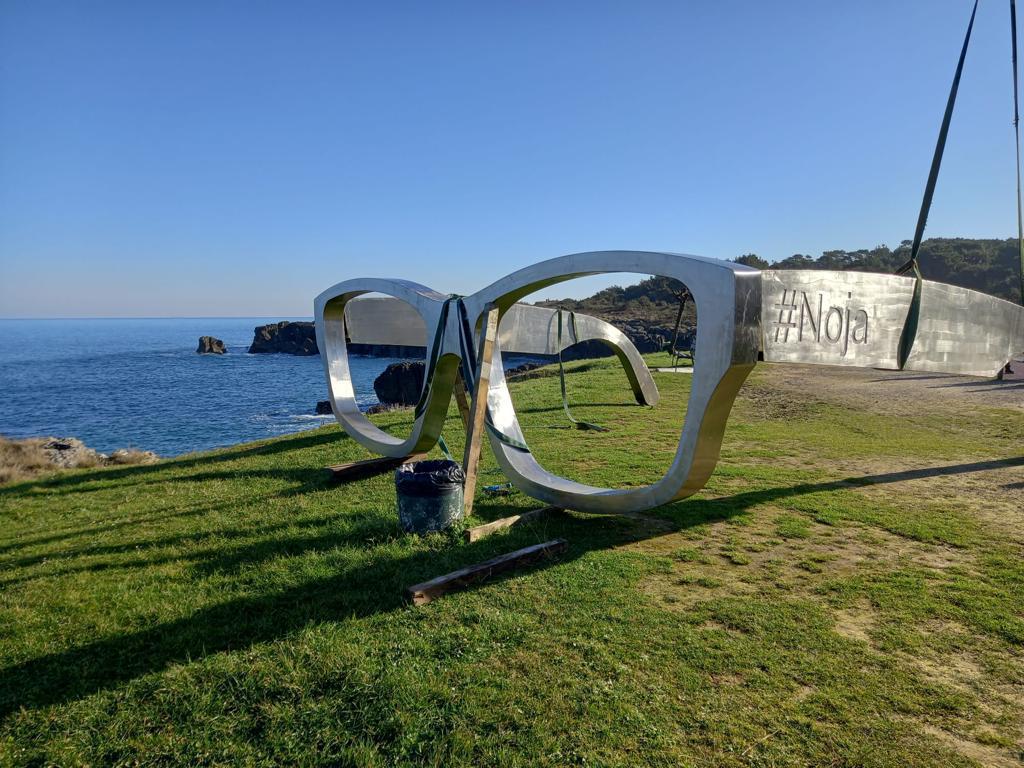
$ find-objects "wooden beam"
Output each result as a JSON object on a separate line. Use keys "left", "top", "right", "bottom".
{"left": 463, "top": 506, "right": 562, "bottom": 543}
{"left": 461, "top": 303, "right": 499, "bottom": 517}
{"left": 324, "top": 452, "right": 429, "bottom": 483}
{"left": 453, "top": 370, "right": 471, "bottom": 429}
{"left": 406, "top": 538, "right": 568, "bottom": 606}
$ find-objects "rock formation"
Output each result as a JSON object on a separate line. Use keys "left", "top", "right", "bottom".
{"left": 505, "top": 361, "right": 547, "bottom": 378}
{"left": 244, "top": 316, "right": 678, "bottom": 358}
{"left": 616, "top": 321, "right": 680, "bottom": 354}
{"left": 40, "top": 438, "right": 106, "bottom": 468}
{"left": 248, "top": 321, "right": 319, "bottom": 355}
{"left": 37, "top": 438, "right": 159, "bottom": 468}
{"left": 197, "top": 336, "right": 227, "bottom": 354}
{"left": 373, "top": 361, "right": 426, "bottom": 406}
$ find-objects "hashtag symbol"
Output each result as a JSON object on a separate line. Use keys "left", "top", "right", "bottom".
{"left": 773, "top": 289, "right": 799, "bottom": 342}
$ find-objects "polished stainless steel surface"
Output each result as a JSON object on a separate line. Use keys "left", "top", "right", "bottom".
{"left": 496, "top": 303, "right": 659, "bottom": 406}
{"left": 761, "top": 270, "right": 916, "bottom": 369}
{"left": 316, "top": 254, "right": 1023, "bottom": 514}
{"left": 761, "top": 269, "right": 1024, "bottom": 377}
{"left": 344, "top": 296, "right": 427, "bottom": 347}
{"left": 342, "top": 299, "right": 659, "bottom": 405}
{"left": 906, "top": 280, "right": 1024, "bottom": 376}
{"left": 464, "top": 251, "right": 760, "bottom": 514}
{"left": 315, "top": 279, "right": 456, "bottom": 460}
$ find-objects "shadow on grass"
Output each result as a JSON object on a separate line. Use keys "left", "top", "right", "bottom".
{"left": 868, "top": 374, "right": 958, "bottom": 382}
{"left": 654, "top": 456, "right": 1024, "bottom": 530}
{"left": 928, "top": 379, "right": 1024, "bottom": 391}
{"left": 0, "top": 497, "right": 238, "bottom": 557}
{"left": 514, "top": 401, "right": 646, "bottom": 416}
{"left": 0, "top": 429, "right": 347, "bottom": 501}
{"left": 2, "top": 454, "right": 1021, "bottom": 720}
{"left": 0, "top": 490, "right": 376, "bottom": 578}
{"left": 0, "top": 498, "right": 629, "bottom": 720}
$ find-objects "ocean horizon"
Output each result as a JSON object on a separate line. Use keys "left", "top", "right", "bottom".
{"left": 0, "top": 318, "right": 440, "bottom": 457}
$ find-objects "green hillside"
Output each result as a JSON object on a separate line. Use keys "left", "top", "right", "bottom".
{"left": 535, "top": 238, "right": 1023, "bottom": 338}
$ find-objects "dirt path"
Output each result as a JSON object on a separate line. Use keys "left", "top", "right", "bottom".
{"left": 753, "top": 359, "right": 1024, "bottom": 415}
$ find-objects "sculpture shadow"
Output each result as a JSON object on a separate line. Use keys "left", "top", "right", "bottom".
{"left": 2, "top": 454, "right": 1021, "bottom": 721}
{"left": 869, "top": 374, "right": 957, "bottom": 383}
{"left": 0, "top": 429, "right": 346, "bottom": 500}
{"left": 930, "top": 379, "right": 1024, "bottom": 391}
{"left": 0, "top": 491, "right": 622, "bottom": 719}
{"left": 0, "top": 434, "right": 346, "bottom": 499}
{"left": 654, "top": 456, "right": 1024, "bottom": 529}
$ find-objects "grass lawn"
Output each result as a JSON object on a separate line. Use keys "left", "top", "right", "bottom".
{"left": 1, "top": 356, "right": 1022, "bottom": 766}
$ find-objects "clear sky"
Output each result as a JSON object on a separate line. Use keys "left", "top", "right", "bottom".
{"left": 1, "top": 0, "right": 1020, "bottom": 317}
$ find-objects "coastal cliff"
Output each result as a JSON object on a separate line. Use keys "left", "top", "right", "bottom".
{"left": 249, "top": 321, "right": 319, "bottom": 355}
{"left": 247, "top": 321, "right": 426, "bottom": 358}
{"left": 244, "top": 319, "right": 677, "bottom": 358}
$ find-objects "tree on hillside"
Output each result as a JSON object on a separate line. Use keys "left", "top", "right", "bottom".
{"left": 735, "top": 254, "right": 769, "bottom": 269}
{"left": 770, "top": 238, "right": 1021, "bottom": 302}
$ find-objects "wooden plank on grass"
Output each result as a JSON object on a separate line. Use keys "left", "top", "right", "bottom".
{"left": 406, "top": 538, "right": 568, "bottom": 606}
{"left": 463, "top": 506, "right": 561, "bottom": 543}
{"left": 324, "top": 452, "right": 429, "bottom": 483}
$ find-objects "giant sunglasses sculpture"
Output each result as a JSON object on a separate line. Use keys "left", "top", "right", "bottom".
{"left": 316, "top": 251, "right": 1024, "bottom": 515}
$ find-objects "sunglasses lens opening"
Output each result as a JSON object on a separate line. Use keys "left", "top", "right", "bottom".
{"left": 499, "top": 273, "right": 699, "bottom": 490}
{"left": 341, "top": 294, "right": 430, "bottom": 434}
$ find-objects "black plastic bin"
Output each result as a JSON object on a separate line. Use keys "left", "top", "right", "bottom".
{"left": 394, "top": 459, "right": 466, "bottom": 534}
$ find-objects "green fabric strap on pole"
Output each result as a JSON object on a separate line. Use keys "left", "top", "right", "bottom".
{"left": 553, "top": 309, "right": 609, "bottom": 432}
{"left": 666, "top": 291, "right": 692, "bottom": 369}
{"left": 1012, "top": 0, "right": 1024, "bottom": 305}
{"left": 668, "top": 293, "right": 685, "bottom": 370}
{"left": 896, "top": 0, "right": 979, "bottom": 369}
{"left": 412, "top": 295, "right": 529, "bottom": 456}
{"left": 668, "top": 294, "right": 685, "bottom": 354}
{"left": 413, "top": 297, "right": 455, "bottom": 419}
{"left": 436, "top": 436, "right": 452, "bottom": 460}
{"left": 453, "top": 299, "right": 531, "bottom": 453}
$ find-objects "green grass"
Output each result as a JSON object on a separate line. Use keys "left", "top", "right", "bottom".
{"left": 1, "top": 357, "right": 1022, "bottom": 766}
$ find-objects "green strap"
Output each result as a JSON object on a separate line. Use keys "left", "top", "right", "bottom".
{"left": 1012, "top": 0, "right": 1024, "bottom": 305}
{"left": 413, "top": 297, "right": 455, "bottom": 419}
{"left": 897, "top": 0, "right": 978, "bottom": 277}
{"left": 665, "top": 290, "right": 693, "bottom": 369}
{"left": 896, "top": 0, "right": 978, "bottom": 368}
{"left": 437, "top": 434, "right": 454, "bottom": 461}
{"left": 553, "top": 309, "right": 609, "bottom": 432}
{"left": 454, "top": 299, "right": 531, "bottom": 453}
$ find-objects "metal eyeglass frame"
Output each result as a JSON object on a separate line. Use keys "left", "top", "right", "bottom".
{"left": 316, "top": 251, "right": 1024, "bottom": 515}
{"left": 316, "top": 251, "right": 760, "bottom": 514}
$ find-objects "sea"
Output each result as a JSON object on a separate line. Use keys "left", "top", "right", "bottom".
{"left": 0, "top": 318, "right": 506, "bottom": 458}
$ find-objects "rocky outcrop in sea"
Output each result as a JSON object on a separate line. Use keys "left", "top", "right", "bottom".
{"left": 197, "top": 336, "right": 226, "bottom": 354}
{"left": 373, "top": 361, "right": 425, "bottom": 406}
{"left": 243, "top": 318, "right": 682, "bottom": 358}
{"left": 247, "top": 321, "right": 426, "bottom": 358}
{"left": 249, "top": 321, "right": 318, "bottom": 355}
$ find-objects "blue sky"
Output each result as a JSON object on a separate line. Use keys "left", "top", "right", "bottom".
{"left": 1, "top": 1, "right": 1020, "bottom": 317}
